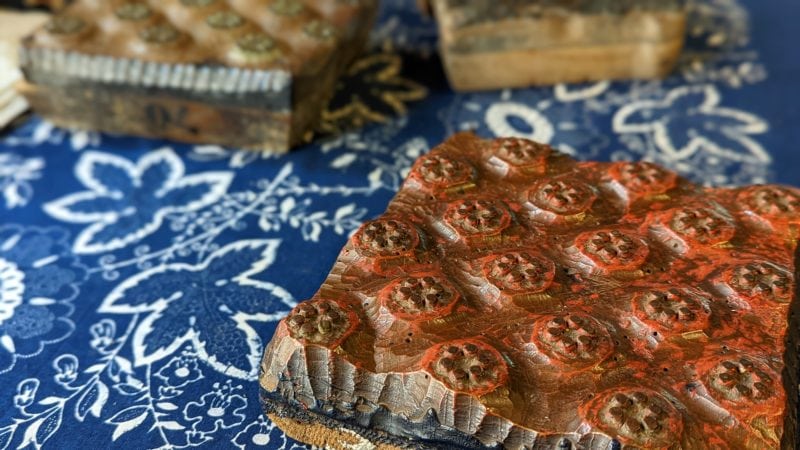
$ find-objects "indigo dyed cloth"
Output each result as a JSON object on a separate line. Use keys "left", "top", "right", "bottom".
{"left": 0, "top": 0, "right": 798, "bottom": 448}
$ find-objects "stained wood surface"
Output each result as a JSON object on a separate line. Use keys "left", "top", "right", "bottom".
{"left": 261, "top": 133, "right": 800, "bottom": 449}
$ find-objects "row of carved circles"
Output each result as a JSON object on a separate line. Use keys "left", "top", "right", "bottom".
{"left": 351, "top": 214, "right": 794, "bottom": 306}
{"left": 407, "top": 140, "right": 799, "bottom": 231}
{"left": 46, "top": 1, "right": 336, "bottom": 53}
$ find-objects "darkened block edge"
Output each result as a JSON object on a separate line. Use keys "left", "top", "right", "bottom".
{"left": 260, "top": 387, "right": 494, "bottom": 450}
{"left": 21, "top": 66, "right": 291, "bottom": 111}
{"left": 260, "top": 386, "right": 623, "bottom": 449}
{"left": 17, "top": 79, "right": 294, "bottom": 151}
{"left": 781, "top": 245, "right": 800, "bottom": 449}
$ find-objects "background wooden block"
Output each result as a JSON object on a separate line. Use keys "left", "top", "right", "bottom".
{"left": 430, "top": 0, "right": 688, "bottom": 90}
{"left": 19, "top": 0, "right": 377, "bottom": 152}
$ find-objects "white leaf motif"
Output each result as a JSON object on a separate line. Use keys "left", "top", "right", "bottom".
{"left": 76, "top": 382, "right": 108, "bottom": 420}
{"left": 155, "top": 402, "right": 178, "bottom": 411}
{"left": 106, "top": 406, "right": 148, "bottom": 441}
{"left": 330, "top": 153, "right": 358, "bottom": 169}
{"left": 334, "top": 204, "right": 356, "bottom": 221}
{"left": 37, "top": 397, "right": 62, "bottom": 406}
{"left": 0, "top": 426, "right": 13, "bottom": 450}
{"left": 158, "top": 421, "right": 184, "bottom": 431}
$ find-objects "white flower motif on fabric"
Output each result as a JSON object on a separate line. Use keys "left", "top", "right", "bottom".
{"left": 2, "top": 119, "right": 100, "bottom": 151}
{"left": 0, "top": 225, "right": 85, "bottom": 374}
{"left": 0, "top": 259, "right": 24, "bottom": 324}
{"left": 44, "top": 148, "right": 233, "bottom": 254}
{"left": 0, "top": 154, "right": 44, "bottom": 209}
{"left": 485, "top": 102, "right": 555, "bottom": 144}
{"left": 99, "top": 239, "right": 295, "bottom": 380}
{"left": 232, "top": 415, "right": 286, "bottom": 448}
{"left": 554, "top": 81, "right": 611, "bottom": 102}
{"left": 184, "top": 381, "right": 247, "bottom": 433}
{"left": 613, "top": 84, "right": 770, "bottom": 165}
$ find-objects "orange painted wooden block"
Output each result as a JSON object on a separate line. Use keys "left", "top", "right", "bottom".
{"left": 428, "top": 0, "right": 688, "bottom": 90}
{"left": 18, "top": 0, "right": 377, "bottom": 152}
{"left": 260, "top": 133, "right": 799, "bottom": 449}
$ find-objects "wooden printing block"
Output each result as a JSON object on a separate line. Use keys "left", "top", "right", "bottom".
{"left": 18, "top": 0, "right": 378, "bottom": 152}
{"left": 428, "top": 0, "right": 688, "bottom": 90}
{"left": 260, "top": 133, "right": 800, "bottom": 449}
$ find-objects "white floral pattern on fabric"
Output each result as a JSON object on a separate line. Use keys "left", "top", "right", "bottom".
{"left": 184, "top": 381, "right": 247, "bottom": 433}
{"left": 233, "top": 415, "right": 287, "bottom": 448}
{"left": 0, "top": 225, "right": 85, "bottom": 374}
{"left": 44, "top": 148, "right": 233, "bottom": 254}
{"left": 2, "top": 119, "right": 100, "bottom": 151}
{"left": 0, "top": 154, "right": 44, "bottom": 209}
{"left": 613, "top": 84, "right": 769, "bottom": 165}
{"left": 99, "top": 239, "right": 294, "bottom": 380}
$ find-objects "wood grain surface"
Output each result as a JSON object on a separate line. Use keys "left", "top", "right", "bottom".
{"left": 260, "top": 133, "right": 800, "bottom": 449}
{"left": 430, "top": 0, "right": 687, "bottom": 90}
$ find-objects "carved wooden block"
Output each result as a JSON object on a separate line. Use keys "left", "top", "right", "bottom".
{"left": 18, "top": 0, "right": 377, "bottom": 152}
{"left": 429, "top": 0, "right": 688, "bottom": 90}
{"left": 260, "top": 133, "right": 800, "bottom": 449}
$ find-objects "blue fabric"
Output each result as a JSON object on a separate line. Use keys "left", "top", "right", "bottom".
{"left": 0, "top": 0, "right": 798, "bottom": 448}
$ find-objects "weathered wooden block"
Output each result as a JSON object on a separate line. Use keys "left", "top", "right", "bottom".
{"left": 429, "top": 0, "right": 688, "bottom": 90}
{"left": 19, "top": 0, "right": 377, "bottom": 152}
{"left": 260, "top": 133, "right": 800, "bottom": 449}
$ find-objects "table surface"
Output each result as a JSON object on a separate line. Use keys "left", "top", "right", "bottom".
{"left": 0, "top": 0, "right": 798, "bottom": 448}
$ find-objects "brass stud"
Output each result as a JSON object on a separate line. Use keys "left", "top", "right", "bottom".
{"left": 46, "top": 16, "right": 86, "bottom": 35}
{"left": 206, "top": 11, "right": 244, "bottom": 29}
{"left": 140, "top": 24, "right": 180, "bottom": 44}
{"left": 270, "top": 0, "right": 304, "bottom": 16}
{"left": 115, "top": 2, "right": 152, "bottom": 21}
{"left": 236, "top": 33, "right": 276, "bottom": 53}
{"left": 304, "top": 20, "right": 335, "bottom": 41}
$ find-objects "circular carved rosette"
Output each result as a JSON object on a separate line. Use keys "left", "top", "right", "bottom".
{"left": 609, "top": 162, "right": 678, "bottom": 199}
{"left": 353, "top": 219, "right": 420, "bottom": 257}
{"left": 488, "top": 138, "right": 550, "bottom": 169}
{"left": 409, "top": 154, "right": 475, "bottom": 191}
{"left": 380, "top": 275, "right": 459, "bottom": 320}
{"left": 576, "top": 230, "right": 649, "bottom": 272}
{"left": 632, "top": 289, "right": 711, "bottom": 333}
{"left": 482, "top": 251, "right": 555, "bottom": 294}
{"left": 726, "top": 261, "right": 792, "bottom": 304}
{"left": 424, "top": 339, "right": 508, "bottom": 396}
{"left": 737, "top": 185, "right": 800, "bottom": 224}
{"left": 528, "top": 178, "right": 597, "bottom": 216}
{"left": 533, "top": 314, "right": 613, "bottom": 366}
{"left": 704, "top": 356, "right": 777, "bottom": 407}
{"left": 443, "top": 199, "right": 511, "bottom": 238}
{"left": 664, "top": 207, "right": 736, "bottom": 246}
{"left": 583, "top": 389, "right": 683, "bottom": 448}
{"left": 285, "top": 299, "right": 357, "bottom": 348}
